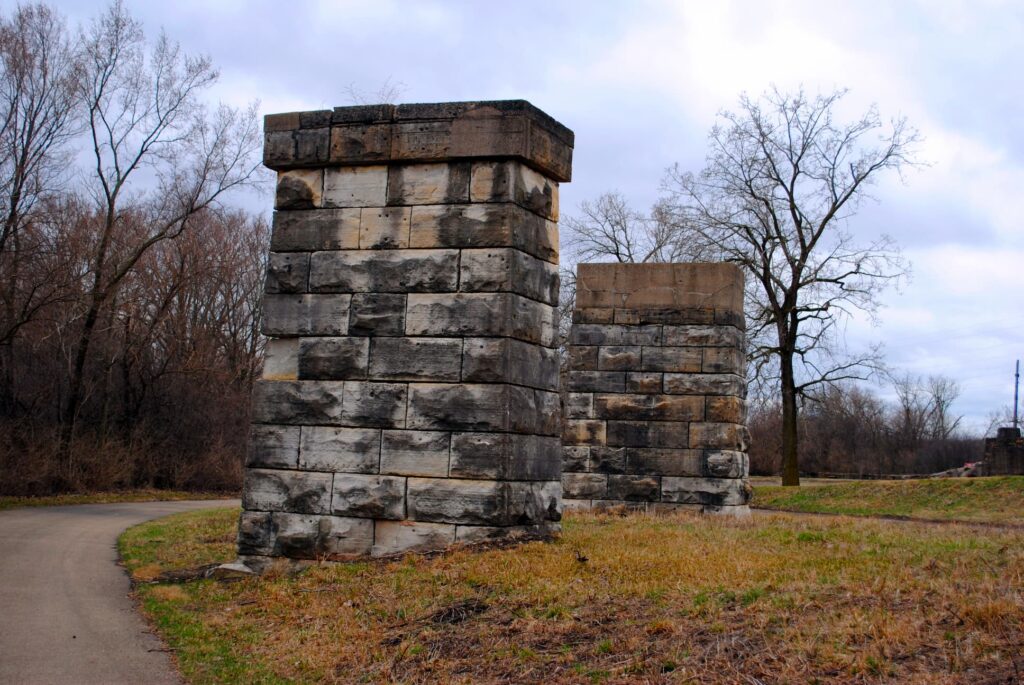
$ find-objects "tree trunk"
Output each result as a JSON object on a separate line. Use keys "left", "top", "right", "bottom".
{"left": 780, "top": 350, "right": 801, "bottom": 486}
{"left": 57, "top": 298, "right": 101, "bottom": 478}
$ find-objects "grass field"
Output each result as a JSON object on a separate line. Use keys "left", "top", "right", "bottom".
{"left": 0, "top": 489, "right": 232, "bottom": 512}
{"left": 752, "top": 476, "right": 1024, "bottom": 525}
{"left": 121, "top": 506, "right": 1024, "bottom": 684}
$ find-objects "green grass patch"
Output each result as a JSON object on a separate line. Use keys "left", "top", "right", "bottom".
{"left": 752, "top": 476, "right": 1024, "bottom": 524}
{"left": 0, "top": 489, "right": 232, "bottom": 512}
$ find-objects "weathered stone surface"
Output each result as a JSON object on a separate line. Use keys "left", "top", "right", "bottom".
{"left": 297, "top": 337, "right": 369, "bottom": 380}
{"left": 688, "top": 422, "right": 749, "bottom": 450}
{"left": 407, "top": 478, "right": 560, "bottom": 525}
{"left": 331, "top": 474, "right": 406, "bottom": 519}
{"left": 459, "top": 248, "right": 559, "bottom": 304}
{"left": 454, "top": 524, "right": 551, "bottom": 544}
{"left": 663, "top": 373, "right": 746, "bottom": 396}
{"left": 372, "top": 520, "right": 455, "bottom": 557}
{"left": 613, "top": 307, "right": 715, "bottom": 325}
{"left": 251, "top": 381, "right": 344, "bottom": 425}
{"left": 564, "top": 393, "right": 593, "bottom": 419}
{"left": 589, "top": 446, "right": 626, "bottom": 474}
{"left": 330, "top": 124, "right": 392, "bottom": 164}
{"left": 593, "top": 394, "right": 703, "bottom": 422}
{"left": 706, "top": 396, "right": 746, "bottom": 423}
{"left": 309, "top": 249, "right": 458, "bottom": 293}
{"left": 408, "top": 203, "right": 557, "bottom": 264}
{"left": 348, "top": 293, "right": 406, "bottom": 336}
{"left": 562, "top": 446, "right": 590, "bottom": 472}
{"left": 661, "top": 477, "right": 750, "bottom": 506}
{"left": 607, "top": 475, "right": 661, "bottom": 501}
{"left": 380, "top": 430, "right": 450, "bottom": 477}
{"left": 359, "top": 207, "right": 411, "bottom": 249}
{"left": 299, "top": 426, "right": 380, "bottom": 473}
{"left": 242, "top": 468, "right": 332, "bottom": 514}
{"left": 562, "top": 419, "right": 606, "bottom": 446}
{"left": 704, "top": 450, "right": 747, "bottom": 479}
{"left": 247, "top": 425, "right": 300, "bottom": 468}
{"left": 263, "top": 294, "right": 350, "bottom": 337}
{"left": 406, "top": 383, "right": 551, "bottom": 434}
{"left": 576, "top": 262, "right": 744, "bottom": 313}
{"left": 570, "top": 324, "right": 661, "bottom": 346}
{"left": 702, "top": 347, "right": 746, "bottom": 374}
{"left": 265, "top": 253, "right": 310, "bottom": 293}
{"left": 387, "top": 163, "right": 470, "bottom": 205}
{"left": 598, "top": 346, "right": 641, "bottom": 371}
{"left": 406, "top": 293, "right": 556, "bottom": 346}
{"left": 238, "top": 511, "right": 374, "bottom": 559}
{"left": 572, "top": 307, "right": 615, "bottom": 324}
{"left": 262, "top": 339, "right": 298, "bottom": 381}
{"left": 271, "top": 209, "right": 360, "bottom": 252}
{"left": 640, "top": 346, "right": 702, "bottom": 373}
{"left": 322, "top": 166, "right": 387, "bottom": 207}
{"left": 236, "top": 510, "right": 274, "bottom": 556}
{"left": 341, "top": 382, "right": 408, "bottom": 428}
{"left": 368, "top": 337, "right": 462, "bottom": 381}
{"left": 625, "top": 372, "right": 662, "bottom": 394}
{"left": 469, "top": 161, "right": 559, "bottom": 221}
{"left": 449, "top": 433, "right": 561, "bottom": 480}
{"left": 276, "top": 169, "right": 322, "bottom": 209}
{"left": 567, "top": 345, "right": 598, "bottom": 371}
{"left": 625, "top": 448, "right": 702, "bottom": 477}
{"left": 663, "top": 325, "right": 743, "bottom": 348}
{"left": 461, "top": 338, "right": 558, "bottom": 390}
{"left": 534, "top": 389, "right": 561, "bottom": 437}
{"left": 566, "top": 371, "right": 625, "bottom": 393}
{"left": 561, "top": 472, "right": 607, "bottom": 499}
{"left": 606, "top": 421, "right": 689, "bottom": 449}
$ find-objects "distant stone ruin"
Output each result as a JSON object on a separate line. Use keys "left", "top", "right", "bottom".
{"left": 236, "top": 100, "right": 573, "bottom": 568}
{"left": 562, "top": 263, "right": 751, "bottom": 514}
{"left": 982, "top": 427, "right": 1024, "bottom": 475}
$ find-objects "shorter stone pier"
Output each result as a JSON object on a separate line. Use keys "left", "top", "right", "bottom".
{"left": 562, "top": 263, "right": 751, "bottom": 514}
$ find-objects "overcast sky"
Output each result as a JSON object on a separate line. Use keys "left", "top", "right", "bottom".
{"left": 48, "top": 0, "right": 1024, "bottom": 433}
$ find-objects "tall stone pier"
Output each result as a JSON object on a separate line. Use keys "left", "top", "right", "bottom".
{"left": 238, "top": 101, "right": 573, "bottom": 566}
{"left": 562, "top": 263, "right": 751, "bottom": 514}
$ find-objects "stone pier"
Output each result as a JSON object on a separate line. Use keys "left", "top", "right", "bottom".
{"left": 237, "top": 101, "right": 573, "bottom": 566}
{"left": 562, "top": 263, "right": 751, "bottom": 514}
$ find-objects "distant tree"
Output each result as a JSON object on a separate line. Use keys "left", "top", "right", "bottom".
{"left": 658, "top": 87, "right": 919, "bottom": 485}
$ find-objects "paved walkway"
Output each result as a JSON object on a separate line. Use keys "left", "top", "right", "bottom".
{"left": 0, "top": 499, "right": 238, "bottom": 685}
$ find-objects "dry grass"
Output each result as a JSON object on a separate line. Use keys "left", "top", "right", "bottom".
{"left": 0, "top": 489, "right": 233, "bottom": 511}
{"left": 122, "top": 507, "right": 1024, "bottom": 684}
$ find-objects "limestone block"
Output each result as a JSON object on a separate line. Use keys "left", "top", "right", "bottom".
{"left": 640, "top": 346, "right": 702, "bottom": 373}
{"left": 313, "top": 514, "right": 375, "bottom": 558}
{"left": 331, "top": 474, "right": 406, "bottom": 519}
{"left": 297, "top": 337, "right": 369, "bottom": 380}
{"left": 706, "top": 396, "right": 746, "bottom": 424}
{"left": 576, "top": 263, "right": 744, "bottom": 313}
{"left": 448, "top": 433, "right": 561, "bottom": 480}
{"left": 264, "top": 131, "right": 297, "bottom": 168}
{"left": 564, "top": 392, "right": 593, "bottom": 419}
{"left": 455, "top": 524, "right": 548, "bottom": 544}
{"left": 606, "top": 421, "right": 689, "bottom": 449}
{"left": 276, "top": 169, "right": 322, "bottom": 209}
{"left": 236, "top": 510, "right": 274, "bottom": 556}
{"left": 567, "top": 346, "right": 598, "bottom": 371}
{"left": 570, "top": 324, "right": 661, "bottom": 346}
{"left": 271, "top": 209, "right": 360, "bottom": 252}
{"left": 562, "top": 472, "right": 607, "bottom": 499}
{"left": 663, "top": 373, "right": 746, "bottom": 396}
{"left": 562, "top": 446, "right": 590, "bottom": 472}
{"left": 606, "top": 474, "right": 661, "bottom": 501}
{"left": 689, "top": 422, "right": 749, "bottom": 451}
{"left": 358, "top": 206, "right": 411, "bottom": 249}
{"left": 387, "top": 163, "right": 470, "bottom": 205}
{"left": 251, "top": 380, "right": 344, "bottom": 425}
{"left": 341, "top": 382, "right": 408, "bottom": 428}
{"left": 663, "top": 325, "right": 743, "bottom": 348}
{"left": 562, "top": 419, "right": 606, "bottom": 446}
{"left": 299, "top": 426, "right": 380, "bottom": 473}
{"left": 265, "top": 252, "right": 310, "bottom": 293}
{"left": 661, "top": 477, "right": 750, "bottom": 506}
{"left": 309, "top": 249, "right": 458, "bottom": 293}
{"left": 322, "top": 166, "right": 387, "bottom": 207}
{"left": 408, "top": 204, "right": 557, "bottom": 264}
{"left": 459, "top": 248, "right": 559, "bottom": 304}
{"left": 704, "top": 450, "right": 748, "bottom": 479}
{"left": 461, "top": 338, "right": 559, "bottom": 390}
{"left": 246, "top": 425, "right": 300, "bottom": 469}
{"left": 613, "top": 307, "right": 714, "bottom": 326}
{"left": 534, "top": 390, "right": 561, "bottom": 437}
{"left": 245, "top": 512, "right": 374, "bottom": 559}
{"left": 508, "top": 294, "right": 557, "bottom": 346}
{"left": 572, "top": 308, "right": 615, "bottom": 324}
{"left": 368, "top": 338, "right": 462, "bottom": 381}
{"left": 406, "top": 478, "right": 559, "bottom": 526}
{"left": 598, "top": 346, "right": 641, "bottom": 371}
{"left": 625, "top": 448, "right": 702, "bottom": 477}
{"left": 566, "top": 371, "right": 625, "bottom": 393}
{"left": 242, "top": 468, "right": 332, "bottom": 514}
{"left": 469, "top": 161, "right": 559, "bottom": 221}
{"left": 380, "top": 430, "right": 450, "bottom": 477}
{"left": 348, "top": 293, "right": 406, "bottom": 337}
{"left": 262, "top": 294, "right": 350, "bottom": 336}
{"left": 372, "top": 520, "right": 456, "bottom": 557}
{"left": 407, "top": 383, "right": 552, "bottom": 434}
{"left": 625, "top": 372, "right": 662, "bottom": 394}
{"left": 406, "top": 293, "right": 556, "bottom": 346}
{"left": 589, "top": 446, "right": 626, "bottom": 474}
{"left": 329, "top": 124, "right": 392, "bottom": 163}
{"left": 593, "top": 394, "right": 704, "bottom": 422}
{"left": 703, "top": 347, "right": 746, "bottom": 374}
{"left": 262, "top": 339, "right": 298, "bottom": 381}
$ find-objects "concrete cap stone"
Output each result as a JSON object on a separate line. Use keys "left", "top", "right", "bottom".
{"left": 575, "top": 263, "right": 744, "bottom": 313}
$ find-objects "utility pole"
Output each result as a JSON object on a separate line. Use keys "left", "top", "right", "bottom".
{"left": 1014, "top": 359, "right": 1020, "bottom": 430}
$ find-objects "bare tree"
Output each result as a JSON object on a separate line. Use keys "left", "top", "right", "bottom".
{"left": 563, "top": 191, "right": 684, "bottom": 265}
{"left": 658, "top": 87, "right": 919, "bottom": 485}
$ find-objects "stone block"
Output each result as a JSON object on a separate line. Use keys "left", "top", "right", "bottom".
{"left": 322, "top": 166, "right": 387, "bottom": 207}
{"left": 572, "top": 308, "right": 614, "bottom": 324}
{"left": 449, "top": 433, "right": 561, "bottom": 480}
{"left": 564, "top": 392, "right": 593, "bottom": 419}
{"left": 242, "top": 468, "right": 332, "bottom": 514}
{"left": 569, "top": 324, "right": 661, "bottom": 346}
{"left": 236, "top": 510, "right": 274, "bottom": 556}
{"left": 271, "top": 209, "right": 360, "bottom": 252}
{"left": 661, "top": 477, "right": 750, "bottom": 506}
{"left": 689, "top": 422, "right": 749, "bottom": 450}
{"left": 641, "top": 346, "right": 702, "bottom": 373}
{"left": 329, "top": 123, "right": 392, "bottom": 163}
{"left": 368, "top": 337, "right": 462, "bottom": 381}
{"left": 262, "top": 339, "right": 298, "bottom": 381}
{"left": 562, "top": 446, "right": 590, "bottom": 472}
{"left": 380, "top": 430, "right": 451, "bottom": 477}
{"left": 246, "top": 425, "right": 300, "bottom": 469}
{"left": 598, "top": 346, "right": 641, "bottom": 371}
{"left": 593, "top": 394, "right": 704, "bottom": 422}
{"left": 342, "top": 382, "right": 408, "bottom": 428}
{"left": 703, "top": 347, "right": 746, "bottom": 374}
{"left": 459, "top": 248, "right": 559, "bottom": 304}
{"left": 606, "top": 474, "right": 661, "bottom": 501}
{"left": 265, "top": 253, "right": 310, "bottom": 293}
{"left": 264, "top": 131, "right": 296, "bottom": 168}
{"left": 663, "top": 325, "right": 743, "bottom": 348}
{"left": 589, "top": 446, "right": 626, "bottom": 474}
{"left": 562, "top": 499, "right": 592, "bottom": 512}
{"left": 567, "top": 346, "right": 598, "bottom": 371}
{"left": 251, "top": 380, "right": 344, "bottom": 425}
{"left": 299, "top": 426, "right": 380, "bottom": 473}
{"left": 575, "top": 262, "right": 744, "bottom": 313}
{"left": 566, "top": 371, "right": 625, "bottom": 393}
{"left": 331, "top": 474, "right": 406, "bottom": 519}
{"left": 406, "top": 478, "right": 560, "bottom": 526}
{"left": 372, "top": 520, "right": 456, "bottom": 557}
{"left": 406, "top": 293, "right": 556, "bottom": 346}
{"left": 534, "top": 389, "right": 561, "bottom": 437}
{"left": 663, "top": 373, "right": 745, "bottom": 396}
{"left": 562, "top": 419, "right": 606, "bottom": 446}
{"left": 461, "top": 338, "right": 559, "bottom": 390}
{"left": 297, "top": 337, "right": 369, "bottom": 380}
{"left": 706, "top": 396, "right": 746, "bottom": 423}
{"left": 262, "top": 294, "right": 350, "bottom": 336}
{"left": 348, "top": 293, "right": 406, "bottom": 336}
{"left": 359, "top": 206, "right": 411, "bottom": 249}
{"left": 408, "top": 203, "right": 557, "bottom": 264}
{"left": 387, "top": 162, "right": 470, "bottom": 205}
{"left": 407, "top": 383, "right": 553, "bottom": 435}
{"left": 625, "top": 448, "right": 702, "bottom": 477}
{"left": 455, "top": 524, "right": 549, "bottom": 544}
{"left": 561, "top": 472, "right": 607, "bottom": 499}
{"left": 244, "top": 512, "right": 374, "bottom": 559}
{"left": 613, "top": 307, "right": 714, "bottom": 325}
{"left": 606, "top": 421, "right": 689, "bottom": 449}
{"left": 276, "top": 169, "right": 322, "bottom": 209}
{"left": 469, "top": 161, "right": 559, "bottom": 221}
{"left": 625, "top": 372, "right": 662, "bottom": 394}
{"left": 309, "top": 249, "right": 458, "bottom": 293}
{"left": 704, "top": 450, "right": 747, "bottom": 479}
{"left": 295, "top": 127, "right": 330, "bottom": 164}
